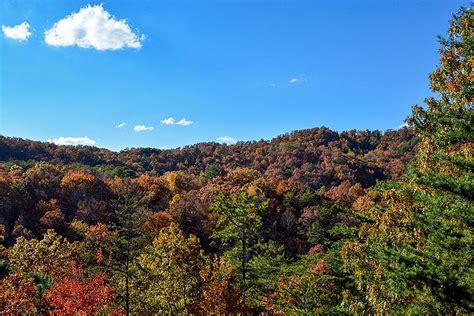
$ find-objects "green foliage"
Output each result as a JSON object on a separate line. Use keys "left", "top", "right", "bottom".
{"left": 297, "top": 188, "right": 318, "bottom": 208}
{"left": 246, "top": 241, "right": 288, "bottom": 307}
{"left": 96, "top": 164, "right": 136, "bottom": 178}
{"left": 107, "top": 188, "right": 147, "bottom": 314}
{"left": 397, "top": 136, "right": 420, "bottom": 153}
{"left": 211, "top": 191, "right": 269, "bottom": 300}
{"left": 284, "top": 188, "right": 318, "bottom": 209}
{"left": 3, "top": 160, "right": 39, "bottom": 171}
{"left": 8, "top": 230, "right": 78, "bottom": 277}
{"left": 32, "top": 272, "right": 53, "bottom": 306}
{"left": 306, "top": 202, "right": 349, "bottom": 246}
{"left": 342, "top": 7, "right": 474, "bottom": 314}
{"left": 264, "top": 251, "right": 349, "bottom": 315}
{"left": 130, "top": 224, "right": 205, "bottom": 314}
{"left": 204, "top": 163, "right": 222, "bottom": 179}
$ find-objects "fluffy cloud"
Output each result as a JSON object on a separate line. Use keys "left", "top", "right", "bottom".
{"left": 44, "top": 4, "right": 144, "bottom": 50}
{"left": 47, "top": 136, "right": 96, "bottom": 146}
{"left": 161, "top": 118, "right": 175, "bottom": 125}
{"left": 2, "top": 22, "right": 31, "bottom": 41}
{"left": 217, "top": 136, "right": 237, "bottom": 144}
{"left": 161, "top": 117, "right": 193, "bottom": 126}
{"left": 134, "top": 125, "right": 154, "bottom": 132}
{"left": 116, "top": 122, "right": 126, "bottom": 128}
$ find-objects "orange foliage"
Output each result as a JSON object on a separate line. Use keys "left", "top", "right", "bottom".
{"left": 196, "top": 257, "right": 243, "bottom": 314}
{"left": 43, "top": 261, "right": 119, "bottom": 315}
{"left": 142, "top": 211, "right": 172, "bottom": 235}
{"left": 0, "top": 273, "right": 37, "bottom": 314}
{"left": 85, "top": 223, "right": 114, "bottom": 245}
{"left": 61, "top": 170, "right": 97, "bottom": 190}
{"left": 38, "top": 199, "right": 65, "bottom": 231}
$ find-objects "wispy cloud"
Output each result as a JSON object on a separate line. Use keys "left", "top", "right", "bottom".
{"left": 161, "top": 117, "right": 193, "bottom": 126}
{"left": 2, "top": 22, "right": 31, "bottom": 41}
{"left": 269, "top": 83, "right": 277, "bottom": 87}
{"left": 133, "top": 125, "right": 154, "bottom": 132}
{"left": 217, "top": 136, "right": 237, "bottom": 144}
{"left": 398, "top": 122, "right": 408, "bottom": 129}
{"left": 47, "top": 136, "right": 96, "bottom": 146}
{"left": 289, "top": 77, "right": 307, "bottom": 84}
{"left": 44, "top": 4, "right": 144, "bottom": 50}
{"left": 115, "top": 122, "right": 126, "bottom": 128}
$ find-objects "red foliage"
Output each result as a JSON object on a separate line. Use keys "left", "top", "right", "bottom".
{"left": 43, "top": 261, "right": 119, "bottom": 315}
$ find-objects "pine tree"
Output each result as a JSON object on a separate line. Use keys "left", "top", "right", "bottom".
{"left": 210, "top": 191, "right": 269, "bottom": 302}
{"left": 107, "top": 180, "right": 147, "bottom": 316}
{"left": 342, "top": 6, "right": 473, "bottom": 314}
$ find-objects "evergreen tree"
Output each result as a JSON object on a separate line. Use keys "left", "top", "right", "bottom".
{"left": 210, "top": 191, "right": 269, "bottom": 302}
{"left": 107, "top": 180, "right": 147, "bottom": 316}
{"left": 342, "top": 6, "right": 473, "bottom": 314}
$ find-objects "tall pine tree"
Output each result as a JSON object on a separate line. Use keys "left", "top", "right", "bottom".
{"left": 342, "top": 6, "right": 473, "bottom": 314}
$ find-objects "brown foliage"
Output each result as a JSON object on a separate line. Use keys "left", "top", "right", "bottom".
{"left": 0, "top": 272, "right": 37, "bottom": 313}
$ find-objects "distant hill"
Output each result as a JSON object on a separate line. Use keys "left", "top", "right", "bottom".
{"left": 0, "top": 126, "right": 417, "bottom": 189}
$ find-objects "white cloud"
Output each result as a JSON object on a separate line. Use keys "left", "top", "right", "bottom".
{"left": 176, "top": 118, "right": 193, "bottom": 126}
{"left": 44, "top": 4, "right": 144, "bottom": 50}
{"left": 269, "top": 83, "right": 277, "bottom": 87}
{"left": 47, "top": 136, "right": 96, "bottom": 146}
{"left": 134, "top": 125, "right": 154, "bottom": 132}
{"left": 217, "top": 136, "right": 237, "bottom": 144}
{"left": 289, "top": 77, "right": 308, "bottom": 84}
{"left": 161, "top": 117, "right": 176, "bottom": 125}
{"left": 398, "top": 122, "right": 409, "bottom": 129}
{"left": 2, "top": 22, "right": 31, "bottom": 41}
{"left": 161, "top": 117, "right": 193, "bottom": 126}
{"left": 116, "top": 122, "right": 126, "bottom": 128}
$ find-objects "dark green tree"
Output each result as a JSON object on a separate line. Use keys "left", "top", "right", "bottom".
{"left": 210, "top": 191, "right": 268, "bottom": 301}
{"left": 107, "top": 180, "right": 148, "bottom": 316}
{"left": 342, "top": 6, "right": 473, "bottom": 314}
{"left": 204, "top": 163, "right": 222, "bottom": 179}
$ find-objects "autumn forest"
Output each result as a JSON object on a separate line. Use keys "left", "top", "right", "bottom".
{"left": 0, "top": 6, "right": 473, "bottom": 315}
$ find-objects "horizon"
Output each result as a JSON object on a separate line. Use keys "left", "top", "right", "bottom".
{"left": 1, "top": 124, "right": 410, "bottom": 152}
{"left": 0, "top": 0, "right": 468, "bottom": 151}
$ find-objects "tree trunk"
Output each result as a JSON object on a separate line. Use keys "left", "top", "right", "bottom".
{"left": 241, "top": 227, "right": 246, "bottom": 300}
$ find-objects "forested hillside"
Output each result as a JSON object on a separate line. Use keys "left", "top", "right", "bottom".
{"left": 0, "top": 127, "right": 416, "bottom": 244}
{"left": 0, "top": 6, "right": 472, "bottom": 315}
{"left": 0, "top": 126, "right": 415, "bottom": 182}
{"left": 0, "top": 120, "right": 419, "bottom": 314}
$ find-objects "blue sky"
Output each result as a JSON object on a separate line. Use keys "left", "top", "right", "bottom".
{"left": 0, "top": 0, "right": 468, "bottom": 151}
